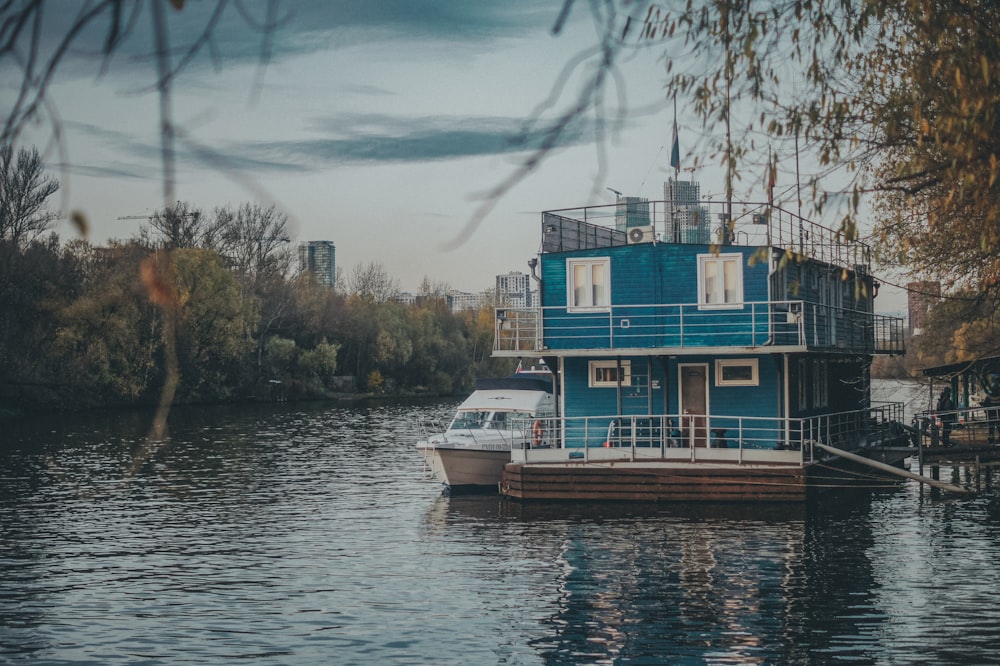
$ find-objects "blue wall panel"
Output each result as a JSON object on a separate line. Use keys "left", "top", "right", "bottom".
{"left": 541, "top": 244, "right": 772, "bottom": 350}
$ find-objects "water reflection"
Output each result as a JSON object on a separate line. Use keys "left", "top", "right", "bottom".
{"left": 3, "top": 397, "right": 1000, "bottom": 664}
{"left": 423, "top": 497, "right": 885, "bottom": 664}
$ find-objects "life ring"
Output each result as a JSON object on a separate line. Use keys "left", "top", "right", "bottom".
{"left": 532, "top": 420, "right": 544, "bottom": 448}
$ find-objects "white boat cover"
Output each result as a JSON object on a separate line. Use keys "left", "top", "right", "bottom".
{"left": 457, "top": 389, "right": 549, "bottom": 413}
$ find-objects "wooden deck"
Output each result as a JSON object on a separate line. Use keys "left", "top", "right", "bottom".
{"left": 500, "top": 444, "right": 915, "bottom": 503}
{"left": 501, "top": 460, "right": 812, "bottom": 502}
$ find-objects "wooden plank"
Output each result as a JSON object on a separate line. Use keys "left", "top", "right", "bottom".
{"left": 501, "top": 463, "right": 808, "bottom": 502}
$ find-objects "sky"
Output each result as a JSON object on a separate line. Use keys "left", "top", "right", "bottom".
{"left": 5, "top": 0, "right": 907, "bottom": 312}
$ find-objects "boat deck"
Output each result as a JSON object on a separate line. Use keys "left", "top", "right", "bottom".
{"left": 501, "top": 459, "right": 810, "bottom": 502}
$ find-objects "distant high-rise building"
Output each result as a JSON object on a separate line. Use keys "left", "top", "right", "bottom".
{"left": 496, "top": 271, "right": 531, "bottom": 308}
{"left": 907, "top": 281, "right": 941, "bottom": 335}
{"left": 614, "top": 196, "right": 651, "bottom": 232}
{"left": 447, "top": 290, "right": 487, "bottom": 313}
{"left": 395, "top": 292, "right": 418, "bottom": 306}
{"left": 664, "top": 178, "right": 709, "bottom": 244}
{"left": 298, "top": 241, "right": 336, "bottom": 287}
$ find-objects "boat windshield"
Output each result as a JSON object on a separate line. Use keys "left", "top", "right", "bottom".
{"left": 450, "top": 410, "right": 514, "bottom": 430}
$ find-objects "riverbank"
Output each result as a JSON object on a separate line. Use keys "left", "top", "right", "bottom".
{"left": 0, "top": 386, "right": 461, "bottom": 421}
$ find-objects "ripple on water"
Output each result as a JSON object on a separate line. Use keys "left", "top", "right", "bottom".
{"left": 3, "top": 396, "right": 1000, "bottom": 664}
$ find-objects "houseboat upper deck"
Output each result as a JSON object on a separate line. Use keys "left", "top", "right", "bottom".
{"left": 495, "top": 198, "right": 904, "bottom": 358}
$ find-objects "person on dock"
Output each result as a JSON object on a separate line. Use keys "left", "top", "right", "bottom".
{"left": 982, "top": 383, "right": 1000, "bottom": 445}
{"left": 937, "top": 387, "right": 956, "bottom": 445}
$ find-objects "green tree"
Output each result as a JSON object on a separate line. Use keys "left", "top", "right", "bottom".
{"left": 51, "top": 241, "right": 160, "bottom": 404}
{"left": 0, "top": 234, "right": 82, "bottom": 410}
{"left": 172, "top": 248, "right": 255, "bottom": 401}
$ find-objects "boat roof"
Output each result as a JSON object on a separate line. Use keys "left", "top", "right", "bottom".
{"left": 458, "top": 388, "right": 551, "bottom": 412}
{"left": 921, "top": 355, "right": 1000, "bottom": 378}
{"left": 474, "top": 373, "right": 553, "bottom": 393}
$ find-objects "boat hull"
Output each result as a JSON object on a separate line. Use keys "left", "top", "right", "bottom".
{"left": 499, "top": 446, "right": 912, "bottom": 502}
{"left": 418, "top": 445, "right": 512, "bottom": 492}
{"left": 500, "top": 460, "right": 809, "bottom": 502}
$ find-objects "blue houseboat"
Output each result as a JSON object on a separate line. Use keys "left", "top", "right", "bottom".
{"left": 494, "top": 186, "right": 908, "bottom": 501}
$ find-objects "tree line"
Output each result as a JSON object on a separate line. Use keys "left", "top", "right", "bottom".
{"left": 0, "top": 145, "right": 513, "bottom": 416}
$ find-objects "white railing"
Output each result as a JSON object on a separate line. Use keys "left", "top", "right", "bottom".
{"left": 541, "top": 200, "right": 871, "bottom": 269}
{"left": 510, "top": 403, "right": 905, "bottom": 466}
{"left": 494, "top": 301, "right": 904, "bottom": 354}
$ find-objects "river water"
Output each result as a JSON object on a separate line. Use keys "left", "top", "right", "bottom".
{"left": 3, "top": 382, "right": 1000, "bottom": 665}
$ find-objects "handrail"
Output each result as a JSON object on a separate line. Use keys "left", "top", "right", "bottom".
{"left": 517, "top": 403, "right": 903, "bottom": 465}
{"left": 494, "top": 301, "right": 904, "bottom": 355}
{"left": 541, "top": 200, "right": 873, "bottom": 269}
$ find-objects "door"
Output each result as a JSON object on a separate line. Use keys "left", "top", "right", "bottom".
{"left": 679, "top": 363, "right": 709, "bottom": 447}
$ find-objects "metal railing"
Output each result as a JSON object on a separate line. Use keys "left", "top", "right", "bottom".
{"left": 512, "top": 403, "right": 905, "bottom": 465}
{"left": 494, "top": 301, "right": 904, "bottom": 354}
{"left": 540, "top": 200, "right": 871, "bottom": 269}
{"left": 911, "top": 405, "right": 1000, "bottom": 447}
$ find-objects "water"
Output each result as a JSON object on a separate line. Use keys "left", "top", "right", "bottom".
{"left": 3, "top": 386, "right": 1000, "bottom": 665}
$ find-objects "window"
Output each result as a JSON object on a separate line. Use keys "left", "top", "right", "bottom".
{"left": 812, "top": 359, "right": 828, "bottom": 408}
{"left": 798, "top": 358, "right": 808, "bottom": 409}
{"left": 589, "top": 360, "right": 631, "bottom": 388}
{"left": 568, "top": 258, "right": 610, "bottom": 311}
{"left": 715, "top": 359, "right": 759, "bottom": 386}
{"left": 698, "top": 254, "right": 743, "bottom": 309}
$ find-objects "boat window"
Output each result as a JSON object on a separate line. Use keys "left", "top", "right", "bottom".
{"left": 567, "top": 257, "right": 611, "bottom": 311}
{"left": 812, "top": 359, "right": 829, "bottom": 408}
{"left": 451, "top": 411, "right": 491, "bottom": 429}
{"left": 715, "top": 358, "right": 758, "bottom": 386}
{"left": 589, "top": 360, "right": 632, "bottom": 388}
{"left": 697, "top": 253, "right": 743, "bottom": 309}
{"left": 798, "top": 358, "right": 808, "bottom": 409}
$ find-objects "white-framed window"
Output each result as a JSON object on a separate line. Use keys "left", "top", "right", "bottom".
{"left": 697, "top": 253, "right": 743, "bottom": 309}
{"left": 715, "top": 358, "right": 759, "bottom": 386}
{"left": 567, "top": 258, "right": 610, "bottom": 311}
{"left": 589, "top": 360, "right": 631, "bottom": 388}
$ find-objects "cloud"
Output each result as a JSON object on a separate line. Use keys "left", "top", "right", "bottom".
{"left": 232, "top": 112, "right": 592, "bottom": 169}
{"left": 55, "top": 162, "right": 153, "bottom": 180}
{"left": 35, "top": 1, "right": 563, "bottom": 81}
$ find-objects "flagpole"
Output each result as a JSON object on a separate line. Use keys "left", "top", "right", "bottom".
{"left": 671, "top": 96, "right": 679, "bottom": 179}
{"left": 670, "top": 93, "right": 680, "bottom": 242}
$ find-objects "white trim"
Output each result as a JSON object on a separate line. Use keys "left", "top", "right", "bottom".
{"left": 589, "top": 359, "right": 631, "bottom": 388}
{"left": 697, "top": 253, "right": 743, "bottom": 310}
{"left": 715, "top": 358, "right": 759, "bottom": 386}
{"left": 567, "top": 257, "right": 611, "bottom": 312}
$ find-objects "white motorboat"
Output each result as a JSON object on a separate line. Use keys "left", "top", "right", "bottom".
{"left": 416, "top": 368, "right": 554, "bottom": 492}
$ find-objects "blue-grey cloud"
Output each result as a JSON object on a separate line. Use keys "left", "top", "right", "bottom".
{"left": 55, "top": 162, "right": 152, "bottom": 180}
{"left": 233, "top": 112, "right": 593, "bottom": 169}
{"left": 38, "top": 1, "right": 566, "bottom": 81}
{"left": 212, "top": 1, "right": 561, "bottom": 59}
{"left": 57, "top": 111, "right": 596, "bottom": 177}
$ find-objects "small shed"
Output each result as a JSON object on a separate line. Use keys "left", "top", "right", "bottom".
{"left": 921, "top": 355, "right": 1000, "bottom": 410}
